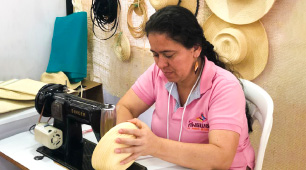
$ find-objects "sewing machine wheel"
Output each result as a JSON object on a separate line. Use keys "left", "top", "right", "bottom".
{"left": 35, "top": 83, "right": 65, "bottom": 117}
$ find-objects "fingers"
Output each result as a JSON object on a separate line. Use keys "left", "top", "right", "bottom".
{"left": 119, "top": 127, "right": 141, "bottom": 137}
{"left": 115, "top": 145, "right": 143, "bottom": 154}
{"left": 116, "top": 137, "right": 143, "bottom": 146}
{"left": 127, "top": 118, "right": 143, "bottom": 129}
{"left": 119, "top": 152, "right": 142, "bottom": 165}
{"left": 114, "top": 145, "right": 142, "bottom": 165}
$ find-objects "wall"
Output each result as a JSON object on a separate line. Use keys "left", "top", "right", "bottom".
{"left": 251, "top": 0, "right": 306, "bottom": 169}
{"left": 0, "top": 0, "right": 66, "bottom": 80}
{"left": 84, "top": 0, "right": 306, "bottom": 169}
{"left": 0, "top": 1, "right": 66, "bottom": 169}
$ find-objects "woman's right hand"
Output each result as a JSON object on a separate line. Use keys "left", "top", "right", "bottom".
{"left": 114, "top": 118, "right": 161, "bottom": 165}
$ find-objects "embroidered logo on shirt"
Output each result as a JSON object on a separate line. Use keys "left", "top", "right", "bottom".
{"left": 188, "top": 113, "right": 209, "bottom": 132}
{"left": 196, "top": 113, "right": 206, "bottom": 122}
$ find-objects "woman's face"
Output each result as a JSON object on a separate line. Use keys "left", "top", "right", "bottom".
{"left": 148, "top": 33, "right": 201, "bottom": 84}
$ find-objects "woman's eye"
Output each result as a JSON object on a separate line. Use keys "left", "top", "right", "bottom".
{"left": 165, "top": 55, "right": 173, "bottom": 58}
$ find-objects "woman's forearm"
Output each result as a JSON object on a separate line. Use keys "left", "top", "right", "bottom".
{"left": 116, "top": 88, "right": 151, "bottom": 124}
{"left": 116, "top": 104, "right": 135, "bottom": 124}
{"left": 152, "top": 138, "right": 232, "bottom": 170}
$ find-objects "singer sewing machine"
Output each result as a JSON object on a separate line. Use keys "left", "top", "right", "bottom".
{"left": 34, "top": 83, "right": 116, "bottom": 170}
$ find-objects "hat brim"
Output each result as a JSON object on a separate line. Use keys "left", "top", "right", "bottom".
{"left": 203, "top": 14, "right": 269, "bottom": 80}
{"left": 205, "top": 0, "right": 275, "bottom": 25}
{"left": 149, "top": 0, "right": 199, "bottom": 16}
{"left": 180, "top": 0, "right": 199, "bottom": 16}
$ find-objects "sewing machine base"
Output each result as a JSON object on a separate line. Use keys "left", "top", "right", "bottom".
{"left": 36, "top": 138, "right": 147, "bottom": 170}
{"left": 37, "top": 138, "right": 96, "bottom": 170}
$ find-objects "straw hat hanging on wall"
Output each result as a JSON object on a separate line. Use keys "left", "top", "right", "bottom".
{"left": 149, "top": 0, "right": 199, "bottom": 16}
{"left": 205, "top": 0, "right": 275, "bottom": 25}
{"left": 202, "top": 14, "right": 269, "bottom": 80}
{"left": 113, "top": 32, "right": 131, "bottom": 62}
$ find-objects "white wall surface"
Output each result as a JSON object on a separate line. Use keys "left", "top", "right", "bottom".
{"left": 0, "top": 0, "right": 66, "bottom": 81}
{"left": 0, "top": 1, "right": 66, "bottom": 169}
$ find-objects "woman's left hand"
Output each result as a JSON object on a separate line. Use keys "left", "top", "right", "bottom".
{"left": 114, "top": 118, "right": 160, "bottom": 164}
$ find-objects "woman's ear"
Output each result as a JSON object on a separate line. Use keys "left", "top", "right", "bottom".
{"left": 193, "top": 45, "right": 202, "bottom": 58}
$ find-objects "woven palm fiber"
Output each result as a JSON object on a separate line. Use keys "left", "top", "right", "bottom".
{"left": 82, "top": 0, "right": 206, "bottom": 97}
{"left": 81, "top": 0, "right": 306, "bottom": 169}
{"left": 249, "top": 0, "right": 306, "bottom": 169}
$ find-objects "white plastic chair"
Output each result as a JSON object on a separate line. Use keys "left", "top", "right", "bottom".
{"left": 240, "top": 79, "right": 274, "bottom": 170}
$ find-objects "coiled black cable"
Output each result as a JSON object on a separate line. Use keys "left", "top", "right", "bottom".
{"left": 91, "top": 0, "right": 121, "bottom": 40}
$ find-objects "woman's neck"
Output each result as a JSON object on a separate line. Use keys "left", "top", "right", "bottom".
{"left": 176, "top": 58, "right": 203, "bottom": 106}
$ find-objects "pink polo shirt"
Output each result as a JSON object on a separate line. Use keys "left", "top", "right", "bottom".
{"left": 132, "top": 58, "right": 255, "bottom": 170}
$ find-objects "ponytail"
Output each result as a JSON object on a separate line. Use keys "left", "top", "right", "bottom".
{"left": 201, "top": 38, "right": 254, "bottom": 133}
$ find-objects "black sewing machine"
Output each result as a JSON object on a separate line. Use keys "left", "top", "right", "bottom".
{"left": 34, "top": 84, "right": 147, "bottom": 170}
{"left": 34, "top": 83, "right": 115, "bottom": 170}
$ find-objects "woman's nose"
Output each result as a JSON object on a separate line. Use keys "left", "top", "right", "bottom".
{"left": 156, "top": 56, "right": 168, "bottom": 69}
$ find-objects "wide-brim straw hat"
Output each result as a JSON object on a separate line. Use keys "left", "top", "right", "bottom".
{"left": 92, "top": 122, "right": 138, "bottom": 170}
{"left": 41, "top": 71, "right": 81, "bottom": 89}
{"left": 113, "top": 32, "right": 131, "bottom": 62}
{"left": 202, "top": 14, "right": 269, "bottom": 80}
{"left": 149, "top": 0, "right": 199, "bottom": 16}
{"left": 205, "top": 0, "right": 275, "bottom": 25}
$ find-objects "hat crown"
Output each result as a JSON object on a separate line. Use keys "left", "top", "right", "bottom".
{"left": 212, "top": 28, "right": 247, "bottom": 64}
{"left": 41, "top": 72, "right": 81, "bottom": 89}
{"left": 149, "top": 0, "right": 179, "bottom": 10}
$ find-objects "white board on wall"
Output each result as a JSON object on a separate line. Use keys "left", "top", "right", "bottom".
{"left": 0, "top": 0, "right": 66, "bottom": 81}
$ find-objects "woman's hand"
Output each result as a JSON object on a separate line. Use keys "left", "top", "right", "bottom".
{"left": 114, "top": 118, "right": 160, "bottom": 164}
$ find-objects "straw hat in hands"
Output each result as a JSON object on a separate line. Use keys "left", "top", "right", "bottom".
{"left": 205, "top": 0, "right": 276, "bottom": 25}
{"left": 92, "top": 122, "right": 138, "bottom": 170}
{"left": 149, "top": 0, "right": 199, "bottom": 16}
{"left": 202, "top": 14, "right": 269, "bottom": 80}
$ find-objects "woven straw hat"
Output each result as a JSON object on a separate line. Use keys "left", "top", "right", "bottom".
{"left": 113, "top": 32, "right": 131, "bottom": 62}
{"left": 205, "top": 0, "right": 275, "bottom": 25}
{"left": 203, "top": 14, "right": 269, "bottom": 80}
{"left": 149, "top": 0, "right": 199, "bottom": 15}
{"left": 92, "top": 122, "right": 138, "bottom": 170}
{"left": 41, "top": 72, "right": 81, "bottom": 89}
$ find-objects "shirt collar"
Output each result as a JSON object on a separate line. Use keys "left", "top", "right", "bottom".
{"left": 163, "top": 57, "right": 217, "bottom": 107}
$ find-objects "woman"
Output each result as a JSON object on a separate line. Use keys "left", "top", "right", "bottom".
{"left": 115, "top": 6, "right": 255, "bottom": 170}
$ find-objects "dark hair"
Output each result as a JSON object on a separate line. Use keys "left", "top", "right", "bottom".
{"left": 145, "top": 5, "right": 253, "bottom": 133}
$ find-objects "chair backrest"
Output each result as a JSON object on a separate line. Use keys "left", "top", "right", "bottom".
{"left": 240, "top": 79, "right": 274, "bottom": 170}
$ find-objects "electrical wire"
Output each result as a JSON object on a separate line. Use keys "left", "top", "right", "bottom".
{"left": 91, "top": 0, "right": 121, "bottom": 40}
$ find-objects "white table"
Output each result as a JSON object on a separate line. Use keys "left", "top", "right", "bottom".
{"left": 0, "top": 125, "right": 189, "bottom": 170}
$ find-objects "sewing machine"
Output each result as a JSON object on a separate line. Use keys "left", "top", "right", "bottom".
{"left": 34, "top": 83, "right": 116, "bottom": 170}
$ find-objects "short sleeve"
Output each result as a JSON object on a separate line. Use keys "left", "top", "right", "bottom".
{"left": 208, "top": 79, "right": 246, "bottom": 135}
{"left": 131, "top": 64, "right": 157, "bottom": 106}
